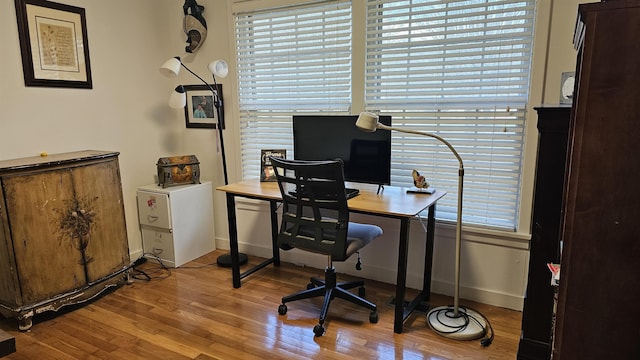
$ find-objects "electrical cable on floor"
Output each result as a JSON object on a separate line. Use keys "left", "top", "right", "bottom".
{"left": 131, "top": 254, "right": 171, "bottom": 281}
{"left": 427, "top": 305, "right": 494, "bottom": 347}
{"left": 131, "top": 267, "right": 151, "bottom": 281}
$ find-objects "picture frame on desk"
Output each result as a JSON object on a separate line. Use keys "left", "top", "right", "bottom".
{"left": 260, "top": 149, "right": 286, "bottom": 182}
{"left": 14, "top": 0, "right": 92, "bottom": 89}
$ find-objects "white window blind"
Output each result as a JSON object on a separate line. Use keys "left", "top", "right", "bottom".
{"left": 365, "top": 0, "right": 535, "bottom": 229}
{"left": 234, "top": 1, "right": 353, "bottom": 180}
{"left": 234, "top": 0, "right": 535, "bottom": 230}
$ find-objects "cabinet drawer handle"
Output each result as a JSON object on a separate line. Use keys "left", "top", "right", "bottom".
{"left": 147, "top": 215, "right": 159, "bottom": 222}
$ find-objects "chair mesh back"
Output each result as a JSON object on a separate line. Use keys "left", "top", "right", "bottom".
{"left": 270, "top": 157, "right": 351, "bottom": 261}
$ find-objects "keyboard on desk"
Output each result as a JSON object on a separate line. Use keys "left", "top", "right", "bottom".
{"left": 345, "top": 188, "right": 360, "bottom": 199}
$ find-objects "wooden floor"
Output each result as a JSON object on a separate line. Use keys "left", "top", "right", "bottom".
{"left": 0, "top": 250, "right": 522, "bottom": 359}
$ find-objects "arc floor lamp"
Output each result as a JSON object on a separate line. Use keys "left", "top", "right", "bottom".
{"left": 356, "top": 112, "right": 490, "bottom": 343}
{"left": 160, "top": 56, "right": 248, "bottom": 267}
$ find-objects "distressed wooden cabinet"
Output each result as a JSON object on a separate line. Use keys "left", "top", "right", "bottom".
{"left": 0, "top": 150, "right": 130, "bottom": 330}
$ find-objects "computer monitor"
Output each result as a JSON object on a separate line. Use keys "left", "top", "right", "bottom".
{"left": 293, "top": 115, "right": 392, "bottom": 186}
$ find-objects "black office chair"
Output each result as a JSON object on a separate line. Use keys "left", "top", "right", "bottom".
{"left": 269, "top": 157, "right": 382, "bottom": 337}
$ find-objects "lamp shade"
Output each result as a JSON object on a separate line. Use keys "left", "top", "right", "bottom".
{"left": 160, "top": 57, "right": 182, "bottom": 77}
{"left": 356, "top": 112, "right": 380, "bottom": 132}
{"left": 208, "top": 59, "right": 229, "bottom": 78}
{"left": 169, "top": 85, "right": 187, "bottom": 109}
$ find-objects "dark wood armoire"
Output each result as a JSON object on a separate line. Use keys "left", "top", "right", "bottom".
{"left": 517, "top": 106, "right": 571, "bottom": 360}
{"left": 553, "top": 1, "right": 640, "bottom": 359}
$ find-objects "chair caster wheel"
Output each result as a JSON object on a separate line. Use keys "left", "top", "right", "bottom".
{"left": 369, "top": 311, "right": 379, "bottom": 323}
{"left": 358, "top": 286, "right": 366, "bottom": 297}
{"left": 313, "top": 324, "right": 325, "bottom": 337}
{"left": 278, "top": 304, "right": 287, "bottom": 315}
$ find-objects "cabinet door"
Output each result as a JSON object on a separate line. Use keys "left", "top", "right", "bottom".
{"left": 2, "top": 168, "right": 86, "bottom": 304}
{"left": 71, "top": 158, "right": 129, "bottom": 281}
{"left": 0, "top": 185, "right": 19, "bottom": 305}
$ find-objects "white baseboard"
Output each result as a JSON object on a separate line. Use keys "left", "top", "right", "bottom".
{"left": 129, "top": 248, "right": 144, "bottom": 262}
{"left": 215, "top": 238, "right": 524, "bottom": 311}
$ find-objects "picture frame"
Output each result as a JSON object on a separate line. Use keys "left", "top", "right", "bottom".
{"left": 14, "top": 0, "right": 93, "bottom": 89}
{"left": 183, "top": 84, "right": 224, "bottom": 129}
{"left": 260, "top": 149, "right": 286, "bottom": 182}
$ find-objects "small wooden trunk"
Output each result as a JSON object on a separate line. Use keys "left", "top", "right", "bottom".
{"left": 157, "top": 155, "right": 200, "bottom": 188}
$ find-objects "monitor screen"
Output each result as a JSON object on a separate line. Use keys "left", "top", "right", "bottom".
{"left": 293, "top": 115, "right": 392, "bottom": 185}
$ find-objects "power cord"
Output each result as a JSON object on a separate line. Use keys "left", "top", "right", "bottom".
{"left": 131, "top": 256, "right": 151, "bottom": 281}
{"left": 427, "top": 305, "right": 494, "bottom": 347}
{"left": 479, "top": 311, "right": 495, "bottom": 347}
{"left": 130, "top": 254, "right": 171, "bottom": 281}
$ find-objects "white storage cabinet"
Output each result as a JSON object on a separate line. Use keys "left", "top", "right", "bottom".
{"left": 137, "top": 182, "right": 215, "bottom": 267}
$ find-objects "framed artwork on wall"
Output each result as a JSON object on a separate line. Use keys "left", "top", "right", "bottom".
{"left": 183, "top": 84, "right": 224, "bottom": 129}
{"left": 14, "top": 0, "right": 93, "bottom": 89}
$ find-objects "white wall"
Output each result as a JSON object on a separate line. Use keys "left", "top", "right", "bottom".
{"left": 0, "top": 0, "right": 591, "bottom": 311}
{"left": 0, "top": 0, "right": 231, "bottom": 262}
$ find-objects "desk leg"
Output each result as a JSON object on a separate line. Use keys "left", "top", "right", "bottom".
{"left": 270, "top": 201, "right": 280, "bottom": 266}
{"left": 423, "top": 205, "right": 436, "bottom": 298}
{"left": 394, "top": 217, "right": 410, "bottom": 334}
{"left": 226, "top": 193, "right": 242, "bottom": 288}
{"left": 393, "top": 205, "right": 436, "bottom": 334}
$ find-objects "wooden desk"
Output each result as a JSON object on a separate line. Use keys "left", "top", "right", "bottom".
{"left": 217, "top": 179, "right": 446, "bottom": 334}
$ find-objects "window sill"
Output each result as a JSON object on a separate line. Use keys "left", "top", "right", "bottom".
{"left": 428, "top": 219, "right": 531, "bottom": 250}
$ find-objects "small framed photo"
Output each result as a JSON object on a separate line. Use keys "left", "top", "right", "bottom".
{"left": 14, "top": 0, "right": 92, "bottom": 89}
{"left": 260, "top": 149, "right": 286, "bottom": 182}
{"left": 183, "top": 84, "right": 224, "bottom": 129}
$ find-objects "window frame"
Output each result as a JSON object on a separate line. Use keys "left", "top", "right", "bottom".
{"left": 231, "top": 0, "right": 537, "bottom": 232}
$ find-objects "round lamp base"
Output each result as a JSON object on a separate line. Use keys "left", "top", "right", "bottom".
{"left": 216, "top": 253, "right": 248, "bottom": 267}
{"left": 427, "top": 306, "right": 486, "bottom": 340}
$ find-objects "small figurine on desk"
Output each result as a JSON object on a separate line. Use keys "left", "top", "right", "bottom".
{"left": 412, "top": 169, "right": 429, "bottom": 189}
{"left": 408, "top": 169, "right": 436, "bottom": 194}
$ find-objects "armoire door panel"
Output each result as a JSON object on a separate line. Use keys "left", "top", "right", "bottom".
{"left": 70, "top": 160, "right": 129, "bottom": 282}
{"left": 2, "top": 170, "right": 84, "bottom": 303}
{"left": 0, "top": 185, "right": 19, "bottom": 305}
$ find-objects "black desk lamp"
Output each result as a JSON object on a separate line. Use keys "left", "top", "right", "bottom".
{"left": 160, "top": 56, "right": 248, "bottom": 267}
{"left": 356, "top": 112, "right": 489, "bottom": 342}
